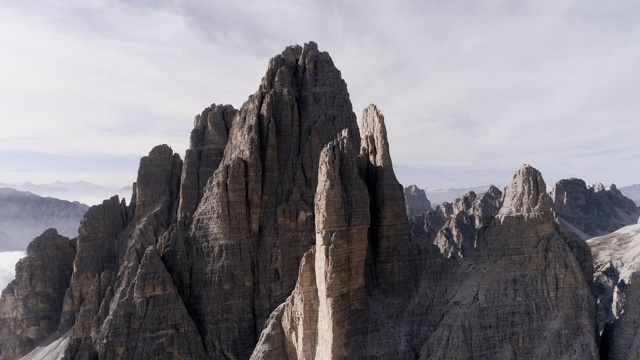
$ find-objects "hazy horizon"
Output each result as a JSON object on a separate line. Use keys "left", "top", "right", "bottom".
{"left": 1, "top": 1, "right": 639, "bottom": 191}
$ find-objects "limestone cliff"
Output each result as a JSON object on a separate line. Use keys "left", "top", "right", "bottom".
{"left": 409, "top": 165, "right": 599, "bottom": 359}
{"left": 411, "top": 186, "right": 502, "bottom": 259}
{"left": 551, "top": 178, "right": 640, "bottom": 239}
{"left": 0, "top": 229, "right": 75, "bottom": 359}
{"left": 252, "top": 106, "right": 420, "bottom": 359}
{"left": 0, "top": 43, "right": 611, "bottom": 360}
{"left": 405, "top": 185, "right": 432, "bottom": 218}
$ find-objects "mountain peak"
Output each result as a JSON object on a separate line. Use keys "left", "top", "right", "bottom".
{"left": 498, "top": 164, "right": 552, "bottom": 219}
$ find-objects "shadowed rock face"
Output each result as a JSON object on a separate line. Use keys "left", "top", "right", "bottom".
{"left": 587, "top": 223, "right": 640, "bottom": 356}
{"left": 404, "top": 185, "right": 432, "bottom": 218}
{"left": 551, "top": 178, "right": 640, "bottom": 239}
{"left": 411, "top": 185, "right": 503, "bottom": 259}
{"left": 0, "top": 229, "right": 75, "bottom": 359}
{"left": 252, "top": 107, "right": 421, "bottom": 360}
{"left": 0, "top": 43, "right": 606, "bottom": 360}
{"left": 409, "top": 165, "right": 598, "bottom": 359}
{"left": 178, "top": 104, "right": 237, "bottom": 224}
{"left": 184, "top": 41, "right": 362, "bottom": 359}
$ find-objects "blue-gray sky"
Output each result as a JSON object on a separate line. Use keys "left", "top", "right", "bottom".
{"left": 1, "top": 0, "right": 639, "bottom": 190}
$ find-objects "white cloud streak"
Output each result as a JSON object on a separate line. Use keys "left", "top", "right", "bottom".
{"left": 1, "top": 0, "right": 639, "bottom": 190}
{"left": 0, "top": 251, "right": 25, "bottom": 292}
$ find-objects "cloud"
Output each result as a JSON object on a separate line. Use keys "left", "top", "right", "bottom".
{"left": 0, "top": 251, "right": 25, "bottom": 292}
{"left": 1, "top": 0, "right": 639, "bottom": 190}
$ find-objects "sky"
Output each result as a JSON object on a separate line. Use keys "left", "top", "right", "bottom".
{"left": 1, "top": 0, "right": 639, "bottom": 192}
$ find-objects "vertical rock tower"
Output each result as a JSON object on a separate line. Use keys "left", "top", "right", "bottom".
{"left": 0, "top": 43, "right": 604, "bottom": 360}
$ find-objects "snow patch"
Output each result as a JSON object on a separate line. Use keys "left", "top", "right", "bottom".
{"left": 19, "top": 332, "right": 70, "bottom": 360}
{"left": 588, "top": 223, "right": 640, "bottom": 282}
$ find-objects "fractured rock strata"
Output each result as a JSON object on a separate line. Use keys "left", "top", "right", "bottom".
{"left": 404, "top": 185, "right": 432, "bottom": 218}
{"left": 409, "top": 165, "right": 598, "bottom": 359}
{"left": 0, "top": 43, "right": 611, "bottom": 360}
{"left": 551, "top": 178, "right": 640, "bottom": 239}
{"left": 0, "top": 229, "right": 75, "bottom": 359}
{"left": 411, "top": 185, "right": 503, "bottom": 259}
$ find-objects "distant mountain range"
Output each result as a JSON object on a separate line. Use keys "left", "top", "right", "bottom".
{"left": 0, "top": 181, "right": 132, "bottom": 206}
{"left": 0, "top": 188, "right": 88, "bottom": 251}
{"left": 620, "top": 184, "right": 640, "bottom": 206}
{"left": 422, "top": 185, "right": 498, "bottom": 205}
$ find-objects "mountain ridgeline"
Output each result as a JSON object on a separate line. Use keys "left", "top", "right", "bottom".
{"left": 1, "top": 42, "right": 639, "bottom": 359}
{"left": 0, "top": 188, "right": 88, "bottom": 251}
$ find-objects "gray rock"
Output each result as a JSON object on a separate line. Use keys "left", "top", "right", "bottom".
{"left": 587, "top": 223, "right": 640, "bottom": 347}
{"left": 0, "top": 229, "right": 75, "bottom": 359}
{"left": 185, "top": 41, "right": 361, "bottom": 359}
{"left": 602, "top": 272, "right": 640, "bottom": 360}
{"left": 412, "top": 186, "right": 503, "bottom": 259}
{"left": 7, "top": 43, "right": 610, "bottom": 360}
{"left": 178, "top": 104, "right": 236, "bottom": 224}
{"left": 412, "top": 165, "right": 599, "bottom": 359}
{"left": 551, "top": 178, "right": 640, "bottom": 239}
{"left": 405, "top": 185, "right": 432, "bottom": 218}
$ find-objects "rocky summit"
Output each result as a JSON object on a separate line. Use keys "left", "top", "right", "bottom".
{"left": 551, "top": 178, "right": 640, "bottom": 239}
{"left": 0, "top": 42, "right": 633, "bottom": 359}
{"left": 404, "top": 185, "right": 432, "bottom": 218}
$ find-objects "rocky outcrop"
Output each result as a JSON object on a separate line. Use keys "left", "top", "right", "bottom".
{"left": 180, "top": 41, "right": 362, "bottom": 359}
{"left": 358, "top": 104, "right": 420, "bottom": 298}
{"left": 551, "top": 178, "right": 640, "bottom": 239}
{"left": 252, "top": 106, "right": 419, "bottom": 360}
{"left": 602, "top": 272, "right": 640, "bottom": 360}
{"left": 0, "top": 188, "right": 88, "bottom": 251}
{"left": 587, "top": 223, "right": 640, "bottom": 356}
{"left": 0, "top": 229, "right": 75, "bottom": 359}
{"left": 178, "top": 104, "right": 236, "bottom": 224}
{"left": 412, "top": 186, "right": 503, "bottom": 259}
{"left": 411, "top": 165, "right": 598, "bottom": 359}
{"left": 404, "top": 185, "right": 432, "bottom": 218}
{"left": 6, "top": 43, "right": 609, "bottom": 360}
{"left": 252, "top": 130, "right": 370, "bottom": 359}
{"left": 95, "top": 246, "right": 207, "bottom": 359}
{"left": 53, "top": 145, "right": 183, "bottom": 358}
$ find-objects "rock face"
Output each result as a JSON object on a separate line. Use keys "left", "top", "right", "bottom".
{"left": 0, "top": 229, "right": 75, "bottom": 359}
{"left": 1, "top": 43, "right": 611, "bottom": 360}
{"left": 182, "top": 41, "right": 362, "bottom": 359}
{"left": 178, "top": 104, "right": 236, "bottom": 224}
{"left": 551, "top": 178, "right": 640, "bottom": 239}
{"left": 587, "top": 223, "right": 640, "bottom": 358}
{"left": 0, "top": 188, "right": 88, "bottom": 251}
{"left": 410, "top": 185, "right": 503, "bottom": 259}
{"left": 409, "top": 165, "right": 598, "bottom": 359}
{"left": 405, "top": 185, "right": 432, "bottom": 218}
{"left": 252, "top": 106, "right": 419, "bottom": 360}
{"left": 252, "top": 130, "right": 371, "bottom": 359}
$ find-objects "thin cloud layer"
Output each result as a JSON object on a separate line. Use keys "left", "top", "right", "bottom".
{"left": 0, "top": 251, "right": 25, "bottom": 292}
{"left": 1, "top": 0, "right": 639, "bottom": 190}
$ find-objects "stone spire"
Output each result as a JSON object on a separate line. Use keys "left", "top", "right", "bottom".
{"left": 498, "top": 164, "right": 552, "bottom": 219}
